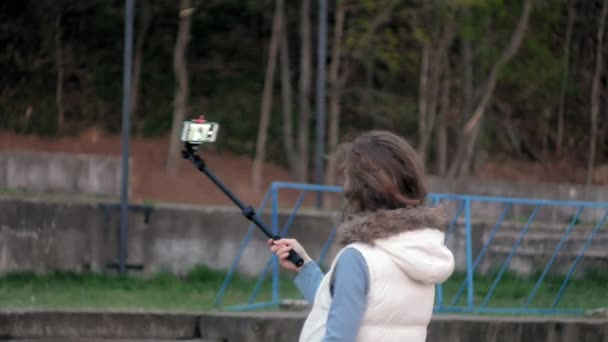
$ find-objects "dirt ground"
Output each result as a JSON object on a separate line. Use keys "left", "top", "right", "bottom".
{"left": 0, "top": 130, "right": 295, "bottom": 207}
{"left": 1, "top": 130, "right": 606, "bottom": 207}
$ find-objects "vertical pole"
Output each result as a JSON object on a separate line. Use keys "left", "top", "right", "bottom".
{"left": 314, "top": 0, "right": 328, "bottom": 207}
{"left": 271, "top": 185, "right": 280, "bottom": 303}
{"left": 119, "top": 0, "right": 135, "bottom": 276}
{"left": 465, "top": 198, "right": 474, "bottom": 311}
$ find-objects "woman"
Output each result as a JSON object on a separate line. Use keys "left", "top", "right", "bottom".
{"left": 269, "top": 130, "right": 454, "bottom": 342}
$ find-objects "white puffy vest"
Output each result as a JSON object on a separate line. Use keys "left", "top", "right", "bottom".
{"left": 299, "top": 229, "right": 452, "bottom": 342}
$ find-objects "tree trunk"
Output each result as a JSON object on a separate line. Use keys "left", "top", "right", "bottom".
{"left": 462, "top": 17, "right": 474, "bottom": 129}
{"left": 420, "top": 47, "right": 441, "bottom": 164}
{"left": 457, "top": 0, "right": 533, "bottom": 176}
{"left": 556, "top": 0, "right": 575, "bottom": 157}
{"left": 324, "top": 0, "right": 346, "bottom": 187}
{"left": 586, "top": 0, "right": 608, "bottom": 186}
{"left": 417, "top": 42, "right": 430, "bottom": 159}
{"left": 437, "top": 60, "right": 450, "bottom": 176}
{"left": 166, "top": 0, "right": 193, "bottom": 175}
{"left": 459, "top": 120, "right": 482, "bottom": 176}
{"left": 55, "top": 13, "right": 64, "bottom": 133}
{"left": 418, "top": 16, "right": 455, "bottom": 164}
{"left": 297, "top": 0, "right": 312, "bottom": 183}
{"left": 447, "top": 22, "right": 473, "bottom": 177}
{"left": 463, "top": 0, "right": 533, "bottom": 134}
{"left": 280, "top": 11, "right": 298, "bottom": 178}
{"left": 130, "top": 0, "right": 152, "bottom": 132}
{"left": 252, "top": 0, "right": 283, "bottom": 191}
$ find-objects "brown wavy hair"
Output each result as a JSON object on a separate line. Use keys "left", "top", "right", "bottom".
{"left": 339, "top": 130, "right": 427, "bottom": 214}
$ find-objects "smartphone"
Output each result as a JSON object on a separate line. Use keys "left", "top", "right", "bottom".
{"left": 180, "top": 120, "right": 219, "bottom": 144}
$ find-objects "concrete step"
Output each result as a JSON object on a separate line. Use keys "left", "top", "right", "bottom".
{"left": 482, "top": 230, "right": 607, "bottom": 257}
{"left": 487, "top": 244, "right": 607, "bottom": 258}
{"left": 454, "top": 219, "right": 607, "bottom": 234}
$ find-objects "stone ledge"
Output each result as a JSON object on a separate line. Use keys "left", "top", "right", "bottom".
{"left": 0, "top": 311, "right": 606, "bottom": 342}
{"left": 0, "top": 311, "right": 199, "bottom": 340}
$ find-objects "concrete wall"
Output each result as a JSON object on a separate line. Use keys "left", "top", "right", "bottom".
{"left": 2, "top": 151, "right": 608, "bottom": 206}
{"left": 0, "top": 197, "right": 339, "bottom": 276}
{"left": 1, "top": 196, "right": 607, "bottom": 277}
{"left": 0, "top": 311, "right": 606, "bottom": 342}
{"left": 446, "top": 221, "right": 608, "bottom": 276}
{"left": 0, "top": 151, "right": 123, "bottom": 197}
{"left": 429, "top": 176, "right": 608, "bottom": 223}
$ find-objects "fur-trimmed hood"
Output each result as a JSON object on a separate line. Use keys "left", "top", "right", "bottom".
{"left": 337, "top": 206, "right": 448, "bottom": 246}
{"left": 337, "top": 206, "right": 454, "bottom": 284}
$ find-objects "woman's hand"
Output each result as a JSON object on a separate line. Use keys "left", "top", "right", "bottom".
{"left": 267, "top": 238, "right": 313, "bottom": 273}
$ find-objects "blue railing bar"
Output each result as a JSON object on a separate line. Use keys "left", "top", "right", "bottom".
{"left": 432, "top": 189, "right": 447, "bottom": 308}
{"left": 525, "top": 206, "right": 584, "bottom": 308}
{"left": 452, "top": 203, "right": 512, "bottom": 306}
{"left": 434, "top": 306, "right": 584, "bottom": 316}
{"left": 275, "top": 183, "right": 608, "bottom": 208}
{"left": 273, "top": 183, "right": 608, "bottom": 208}
{"left": 225, "top": 300, "right": 280, "bottom": 312}
{"left": 431, "top": 195, "right": 443, "bottom": 308}
{"left": 248, "top": 190, "right": 309, "bottom": 304}
{"left": 480, "top": 205, "right": 541, "bottom": 308}
{"left": 318, "top": 224, "right": 338, "bottom": 266}
{"left": 552, "top": 209, "right": 608, "bottom": 308}
{"left": 214, "top": 190, "right": 272, "bottom": 307}
{"left": 272, "top": 182, "right": 343, "bottom": 193}
{"left": 465, "top": 199, "right": 474, "bottom": 310}
{"left": 280, "top": 190, "right": 308, "bottom": 236}
{"left": 435, "top": 284, "right": 444, "bottom": 309}
{"left": 274, "top": 183, "right": 608, "bottom": 208}
{"left": 429, "top": 196, "right": 440, "bottom": 206}
{"left": 271, "top": 187, "right": 280, "bottom": 303}
{"left": 445, "top": 200, "right": 465, "bottom": 240}
{"left": 429, "top": 193, "right": 608, "bottom": 208}
{"left": 248, "top": 259, "right": 272, "bottom": 304}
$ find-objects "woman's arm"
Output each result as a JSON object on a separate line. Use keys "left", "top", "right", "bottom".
{"left": 268, "top": 238, "right": 319, "bottom": 302}
{"left": 294, "top": 261, "right": 325, "bottom": 303}
{"left": 323, "top": 248, "right": 369, "bottom": 342}
{"left": 268, "top": 239, "right": 369, "bottom": 341}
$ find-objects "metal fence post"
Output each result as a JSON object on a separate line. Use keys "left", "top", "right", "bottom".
{"left": 271, "top": 184, "right": 280, "bottom": 304}
{"left": 465, "top": 197, "right": 474, "bottom": 311}
{"left": 119, "top": 0, "right": 135, "bottom": 277}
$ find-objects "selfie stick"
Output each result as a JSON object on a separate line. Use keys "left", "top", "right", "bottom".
{"left": 181, "top": 143, "right": 304, "bottom": 267}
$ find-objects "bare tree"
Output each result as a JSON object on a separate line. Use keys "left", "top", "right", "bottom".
{"left": 462, "top": 0, "right": 533, "bottom": 134}
{"left": 280, "top": 9, "right": 298, "bottom": 178}
{"left": 447, "top": 9, "right": 474, "bottom": 177}
{"left": 586, "top": 0, "right": 608, "bottom": 186}
{"left": 55, "top": 12, "right": 64, "bottom": 132}
{"left": 437, "top": 59, "right": 450, "bottom": 175}
{"left": 450, "top": 0, "right": 533, "bottom": 176}
{"left": 324, "top": 0, "right": 346, "bottom": 187}
{"left": 252, "top": 0, "right": 283, "bottom": 191}
{"left": 130, "top": 0, "right": 152, "bottom": 130}
{"left": 417, "top": 41, "right": 430, "bottom": 159}
{"left": 417, "top": 12, "right": 455, "bottom": 164}
{"left": 297, "top": 0, "right": 312, "bottom": 183}
{"left": 166, "top": 0, "right": 193, "bottom": 175}
{"left": 556, "top": 0, "right": 576, "bottom": 157}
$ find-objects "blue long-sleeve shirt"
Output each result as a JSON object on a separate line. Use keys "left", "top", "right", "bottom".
{"left": 294, "top": 248, "right": 369, "bottom": 342}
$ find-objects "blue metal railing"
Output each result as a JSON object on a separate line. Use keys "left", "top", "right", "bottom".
{"left": 214, "top": 182, "right": 608, "bottom": 315}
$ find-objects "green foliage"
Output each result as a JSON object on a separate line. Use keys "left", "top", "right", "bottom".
{"left": 0, "top": 0, "right": 605, "bottom": 167}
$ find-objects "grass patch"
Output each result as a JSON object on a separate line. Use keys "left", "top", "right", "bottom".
{"left": 441, "top": 271, "right": 608, "bottom": 311}
{"left": 0, "top": 266, "right": 606, "bottom": 313}
{"left": 0, "top": 266, "right": 301, "bottom": 313}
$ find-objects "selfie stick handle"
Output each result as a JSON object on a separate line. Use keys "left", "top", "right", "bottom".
{"left": 182, "top": 143, "right": 304, "bottom": 268}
